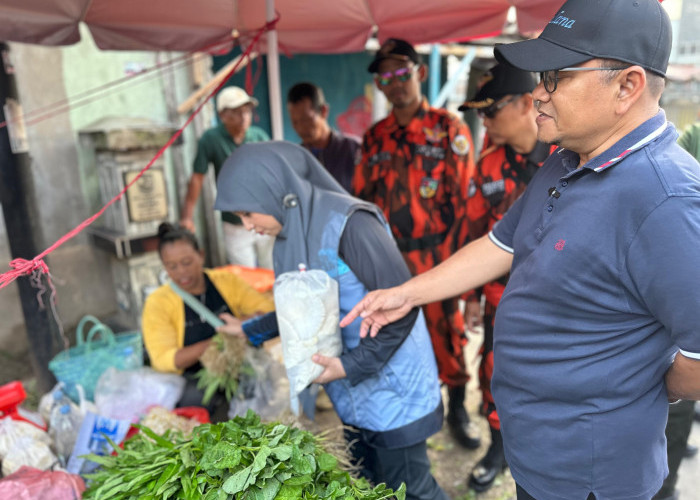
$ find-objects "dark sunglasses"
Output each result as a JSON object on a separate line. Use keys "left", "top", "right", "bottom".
{"left": 539, "top": 66, "right": 630, "bottom": 93}
{"left": 477, "top": 95, "right": 519, "bottom": 119}
{"left": 375, "top": 66, "right": 415, "bottom": 86}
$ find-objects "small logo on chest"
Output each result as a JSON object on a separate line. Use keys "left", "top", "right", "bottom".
{"left": 554, "top": 239, "right": 566, "bottom": 251}
{"left": 419, "top": 177, "right": 439, "bottom": 198}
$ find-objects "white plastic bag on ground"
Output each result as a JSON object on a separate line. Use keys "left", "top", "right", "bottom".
{"left": 0, "top": 418, "right": 57, "bottom": 476}
{"left": 94, "top": 367, "right": 186, "bottom": 422}
{"left": 273, "top": 265, "right": 342, "bottom": 414}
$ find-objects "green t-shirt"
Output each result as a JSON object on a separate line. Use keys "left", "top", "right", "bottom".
{"left": 193, "top": 124, "right": 269, "bottom": 224}
{"left": 678, "top": 122, "right": 700, "bottom": 163}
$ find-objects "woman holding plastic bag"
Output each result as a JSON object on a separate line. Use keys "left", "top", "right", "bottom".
{"left": 215, "top": 142, "right": 448, "bottom": 500}
{"left": 142, "top": 223, "right": 275, "bottom": 416}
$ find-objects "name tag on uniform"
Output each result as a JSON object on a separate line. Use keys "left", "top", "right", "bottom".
{"left": 416, "top": 144, "right": 446, "bottom": 160}
{"left": 482, "top": 179, "right": 505, "bottom": 197}
{"left": 367, "top": 151, "right": 392, "bottom": 167}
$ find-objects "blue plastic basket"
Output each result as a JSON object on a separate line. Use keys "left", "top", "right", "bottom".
{"left": 48, "top": 315, "right": 143, "bottom": 402}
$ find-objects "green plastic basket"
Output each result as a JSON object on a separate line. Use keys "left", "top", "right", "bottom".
{"left": 48, "top": 315, "right": 143, "bottom": 402}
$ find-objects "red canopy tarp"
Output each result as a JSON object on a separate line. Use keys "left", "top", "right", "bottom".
{"left": 0, "top": 0, "right": 561, "bottom": 53}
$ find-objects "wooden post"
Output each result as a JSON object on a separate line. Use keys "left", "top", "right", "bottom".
{"left": 0, "top": 42, "right": 58, "bottom": 393}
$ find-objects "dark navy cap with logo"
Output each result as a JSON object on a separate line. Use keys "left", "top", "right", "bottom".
{"left": 495, "top": 0, "right": 671, "bottom": 77}
{"left": 368, "top": 38, "right": 421, "bottom": 73}
{"left": 459, "top": 63, "right": 536, "bottom": 110}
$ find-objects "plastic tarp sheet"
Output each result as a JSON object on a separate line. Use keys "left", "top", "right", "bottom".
{"left": 0, "top": 0, "right": 561, "bottom": 52}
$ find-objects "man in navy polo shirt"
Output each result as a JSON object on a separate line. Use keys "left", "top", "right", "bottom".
{"left": 341, "top": 0, "right": 700, "bottom": 499}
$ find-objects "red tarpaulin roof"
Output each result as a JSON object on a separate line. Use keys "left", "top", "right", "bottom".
{"left": 0, "top": 0, "right": 561, "bottom": 52}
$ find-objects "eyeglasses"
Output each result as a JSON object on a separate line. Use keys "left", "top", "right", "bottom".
{"left": 375, "top": 66, "right": 415, "bottom": 86}
{"left": 477, "top": 95, "right": 519, "bottom": 119}
{"left": 539, "top": 66, "right": 630, "bottom": 93}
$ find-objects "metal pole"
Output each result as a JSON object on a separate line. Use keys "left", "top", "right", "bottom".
{"left": 432, "top": 48, "right": 476, "bottom": 109}
{"left": 0, "top": 42, "right": 58, "bottom": 392}
{"left": 265, "top": 0, "right": 283, "bottom": 140}
{"left": 429, "top": 44, "right": 441, "bottom": 105}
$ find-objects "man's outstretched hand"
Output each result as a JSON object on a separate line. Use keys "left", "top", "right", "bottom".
{"left": 339, "top": 286, "right": 413, "bottom": 338}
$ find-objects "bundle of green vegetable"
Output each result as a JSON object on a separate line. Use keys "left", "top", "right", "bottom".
{"left": 83, "top": 410, "right": 406, "bottom": 500}
{"left": 196, "top": 334, "right": 254, "bottom": 405}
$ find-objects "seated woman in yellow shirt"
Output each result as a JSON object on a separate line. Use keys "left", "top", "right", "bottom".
{"left": 142, "top": 223, "right": 274, "bottom": 413}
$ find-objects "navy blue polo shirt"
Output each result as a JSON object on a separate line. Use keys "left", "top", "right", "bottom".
{"left": 490, "top": 111, "right": 700, "bottom": 500}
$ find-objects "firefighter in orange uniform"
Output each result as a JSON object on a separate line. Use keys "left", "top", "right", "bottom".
{"left": 459, "top": 62, "right": 556, "bottom": 492}
{"left": 354, "top": 38, "right": 480, "bottom": 449}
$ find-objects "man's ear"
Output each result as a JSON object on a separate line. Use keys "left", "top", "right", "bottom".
{"left": 417, "top": 64, "right": 428, "bottom": 83}
{"left": 615, "top": 66, "right": 646, "bottom": 114}
{"left": 319, "top": 104, "right": 330, "bottom": 119}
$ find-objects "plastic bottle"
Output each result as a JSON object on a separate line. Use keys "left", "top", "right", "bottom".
{"left": 39, "top": 388, "right": 71, "bottom": 423}
{"left": 49, "top": 403, "right": 83, "bottom": 466}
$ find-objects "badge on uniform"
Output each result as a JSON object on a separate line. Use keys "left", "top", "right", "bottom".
{"left": 419, "top": 177, "right": 439, "bottom": 198}
{"left": 451, "top": 134, "right": 470, "bottom": 156}
{"left": 424, "top": 126, "right": 447, "bottom": 143}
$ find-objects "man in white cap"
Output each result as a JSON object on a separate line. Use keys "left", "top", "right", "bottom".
{"left": 180, "top": 86, "right": 273, "bottom": 268}
{"left": 341, "top": 0, "right": 700, "bottom": 498}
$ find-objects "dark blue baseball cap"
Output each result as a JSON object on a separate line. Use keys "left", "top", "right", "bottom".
{"left": 495, "top": 0, "right": 671, "bottom": 77}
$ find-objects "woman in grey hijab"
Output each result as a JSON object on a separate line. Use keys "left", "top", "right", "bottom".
{"left": 215, "top": 141, "right": 449, "bottom": 500}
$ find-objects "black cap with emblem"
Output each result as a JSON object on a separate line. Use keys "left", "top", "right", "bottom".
{"left": 494, "top": 0, "right": 671, "bottom": 77}
{"left": 368, "top": 38, "right": 421, "bottom": 73}
{"left": 459, "top": 63, "right": 536, "bottom": 111}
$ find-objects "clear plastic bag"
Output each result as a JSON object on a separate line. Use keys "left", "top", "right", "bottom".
{"left": 273, "top": 266, "right": 342, "bottom": 414}
{"left": 0, "top": 418, "right": 57, "bottom": 476}
{"left": 94, "top": 367, "right": 186, "bottom": 422}
{"left": 228, "top": 345, "right": 290, "bottom": 420}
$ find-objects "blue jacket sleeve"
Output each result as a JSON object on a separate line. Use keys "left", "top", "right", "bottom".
{"left": 338, "top": 210, "right": 419, "bottom": 386}
{"left": 242, "top": 312, "right": 279, "bottom": 347}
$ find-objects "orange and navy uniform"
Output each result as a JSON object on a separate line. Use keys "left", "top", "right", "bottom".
{"left": 466, "top": 136, "right": 556, "bottom": 429}
{"left": 354, "top": 98, "right": 475, "bottom": 387}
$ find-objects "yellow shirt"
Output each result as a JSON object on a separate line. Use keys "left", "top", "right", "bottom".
{"left": 142, "top": 268, "right": 274, "bottom": 373}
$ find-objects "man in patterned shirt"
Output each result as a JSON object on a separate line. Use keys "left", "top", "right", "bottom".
{"left": 459, "top": 62, "right": 555, "bottom": 493}
{"left": 354, "top": 38, "right": 479, "bottom": 449}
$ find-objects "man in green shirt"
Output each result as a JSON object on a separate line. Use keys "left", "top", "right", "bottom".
{"left": 678, "top": 121, "right": 700, "bottom": 161}
{"left": 180, "top": 86, "right": 273, "bottom": 268}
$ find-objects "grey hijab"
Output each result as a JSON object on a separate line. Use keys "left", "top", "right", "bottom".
{"left": 215, "top": 141, "right": 384, "bottom": 275}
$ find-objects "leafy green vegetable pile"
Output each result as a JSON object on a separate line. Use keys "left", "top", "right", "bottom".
{"left": 83, "top": 410, "right": 406, "bottom": 500}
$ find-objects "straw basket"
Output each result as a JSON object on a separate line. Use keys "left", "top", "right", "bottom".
{"left": 48, "top": 315, "right": 143, "bottom": 402}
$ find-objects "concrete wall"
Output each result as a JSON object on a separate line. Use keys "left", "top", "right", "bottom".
{"left": 0, "top": 27, "right": 198, "bottom": 350}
